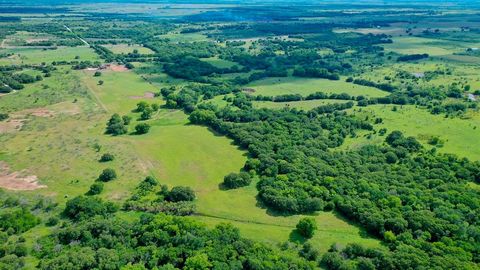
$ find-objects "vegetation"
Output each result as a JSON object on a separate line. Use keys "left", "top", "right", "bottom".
{"left": 1, "top": 2, "right": 480, "bottom": 269}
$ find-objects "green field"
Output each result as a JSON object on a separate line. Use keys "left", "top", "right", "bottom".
{"left": 0, "top": 46, "right": 100, "bottom": 65}
{"left": 104, "top": 44, "right": 154, "bottom": 54}
{"left": 253, "top": 99, "right": 350, "bottom": 110}
{"left": 200, "top": 56, "right": 239, "bottom": 68}
{"left": 0, "top": 67, "right": 380, "bottom": 254}
{"left": 247, "top": 77, "right": 389, "bottom": 97}
{"left": 156, "top": 32, "right": 209, "bottom": 42}
{"left": 383, "top": 36, "right": 466, "bottom": 56}
{"left": 342, "top": 105, "right": 480, "bottom": 161}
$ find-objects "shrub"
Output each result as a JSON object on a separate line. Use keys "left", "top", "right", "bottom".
{"left": 63, "top": 196, "right": 118, "bottom": 221}
{"left": 167, "top": 186, "right": 196, "bottom": 202}
{"left": 296, "top": 217, "right": 317, "bottom": 238}
{"left": 99, "top": 153, "right": 114, "bottom": 162}
{"left": 0, "top": 113, "right": 8, "bottom": 121}
{"left": 45, "top": 217, "right": 59, "bottom": 227}
{"left": 98, "top": 168, "right": 117, "bottom": 182}
{"left": 135, "top": 123, "right": 151, "bottom": 134}
{"left": 87, "top": 182, "right": 104, "bottom": 195}
{"left": 106, "top": 114, "right": 127, "bottom": 136}
{"left": 122, "top": 115, "right": 132, "bottom": 125}
{"left": 223, "top": 172, "right": 252, "bottom": 189}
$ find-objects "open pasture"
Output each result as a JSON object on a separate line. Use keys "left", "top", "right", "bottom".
{"left": 247, "top": 76, "right": 389, "bottom": 97}
{"left": 343, "top": 105, "right": 480, "bottom": 161}
{"left": 0, "top": 46, "right": 99, "bottom": 65}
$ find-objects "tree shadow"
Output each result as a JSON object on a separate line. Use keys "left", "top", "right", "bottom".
{"left": 289, "top": 229, "right": 307, "bottom": 245}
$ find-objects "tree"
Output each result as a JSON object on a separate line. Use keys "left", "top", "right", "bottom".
{"left": 87, "top": 182, "right": 104, "bottom": 195}
{"left": 0, "top": 113, "right": 8, "bottom": 121}
{"left": 136, "top": 102, "right": 149, "bottom": 112}
{"left": 296, "top": 217, "right": 317, "bottom": 238}
{"left": 223, "top": 172, "right": 252, "bottom": 189}
{"left": 94, "top": 71, "right": 102, "bottom": 77}
{"left": 188, "top": 109, "right": 216, "bottom": 125}
{"left": 98, "top": 80, "right": 104, "bottom": 85}
{"left": 99, "top": 153, "right": 114, "bottom": 162}
{"left": 135, "top": 123, "right": 150, "bottom": 134}
{"left": 63, "top": 196, "right": 118, "bottom": 220}
{"left": 167, "top": 186, "right": 196, "bottom": 202}
{"left": 122, "top": 115, "right": 132, "bottom": 125}
{"left": 140, "top": 108, "right": 152, "bottom": 120}
{"left": 98, "top": 168, "right": 117, "bottom": 182}
{"left": 106, "top": 114, "right": 127, "bottom": 136}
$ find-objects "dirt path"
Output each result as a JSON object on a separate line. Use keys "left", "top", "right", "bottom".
{"left": 81, "top": 71, "right": 108, "bottom": 112}
{"left": 64, "top": 24, "right": 90, "bottom": 46}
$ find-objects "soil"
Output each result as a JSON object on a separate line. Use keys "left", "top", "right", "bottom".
{"left": 0, "top": 162, "right": 46, "bottom": 190}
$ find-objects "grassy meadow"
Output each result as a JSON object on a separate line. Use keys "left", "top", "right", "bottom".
{"left": 247, "top": 77, "right": 389, "bottom": 97}
{"left": 342, "top": 105, "right": 480, "bottom": 161}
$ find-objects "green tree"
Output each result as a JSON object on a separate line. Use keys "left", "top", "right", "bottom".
{"left": 223, "top": 172, "right": 252, "bottom": 189}
{"left": 167, "top": 186, "right": 196, "bottom": 202}
{"left": 99, "top": 153, "right": 114, "bottom": 162}
{"left": 135, "top": 123, "right": 151, "bottom": 134}
{"left": 87, "top": 182, "right": 104, "bottom": 195}
{"left": 98, "top": 168, "right": 117, "bottom": 182}
{"left": 106, "top": 114, "right": 127, "bottom": 136}
{"left": 296, "top": 217, "right": 317, "bottom": 238}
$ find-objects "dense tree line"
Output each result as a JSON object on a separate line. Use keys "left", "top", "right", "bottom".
{"left": 34, "top": 215, "right": 315, "bottom": 269}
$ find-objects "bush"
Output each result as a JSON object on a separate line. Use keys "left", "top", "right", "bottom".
{"left": 99, "top": 153, "right": 114, "bottom": 162}
{"left": 296, "top": 217, "right": 317, "bottom": 238}
{"left": 106, "top": 114, "right": 127, "bottom": 136}
{"left": 87, "top": 182, "right": 104, "bottom": 195}
{"left": 135, "top": 123, "right": 151, "bottom": 134}
{"left": 45, "top": 217, "right": 59, "bottom": 227}
{"left": 0, "top": 113, "right": 8, "bottom": 121}
{"left": 63, "top": 196, "right": 118, "bottom": 221}
{"left": 223, "top": 172, "right": 252, "bottom": 189}
{"left": 167, "top": 186, "right": 196, "bottom": 202}
{"left": 98, "top": 168, "right": 117, "bottom": 182}
{"left": 122, "top": 115, "right": 132, "bottom": 125}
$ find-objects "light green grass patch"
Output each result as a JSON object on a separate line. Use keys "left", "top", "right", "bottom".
{"left": 156, "top": 33, "right": 209, "bottom": 43}
{"left": 383, "top": 36, "right": 464, "bottom": 56}
{"left": 247, "top": 77, "right": 389, "bottom": 97}
{"left": 200, "top": 57, "right": 239, "bottom": 68}
{"left": 253, "top": 99, "right": 350, "bottom": 110}
{"left": 104, "top": 44, "right": 154, "bottom": 54}
{"left": 342, "top": 105, "right": 480, "bottom": 161}
{"left": 0, "top": 46, "right": 100, "bottom": 65}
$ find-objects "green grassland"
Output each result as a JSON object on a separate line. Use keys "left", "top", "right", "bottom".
{"left": 1, "top": 65, "right": 380, "bottom": 255}
{"left": 253, "top": 99, "right": 350, "bottom": 110}
{"left": 156, "top": 32, "right": 210, "bottom": 43}
{"left": 200, "top": 56, "right": 239, "bottom": 68}
{"left": 383, "top": 36, "right": 468, "bottom": 56}
{"left": 247, "top": 76, "right": 389, "bottom": 97}
{"left": 104, "top": 44, "right": 154, "bottom": 54}
{"left": 342, "top": 105, "right": 480, "bottom": 161}
{"left": 0, "top": 46, "right": 100, "bottom": 65}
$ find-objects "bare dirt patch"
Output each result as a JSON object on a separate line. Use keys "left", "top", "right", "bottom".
{"left": 107, "top": 64, "right": 129, "bottom": 72}
{"left": 129, "top": 91, "right": 155, "bottom": 100}
{"left": 0, "top": 162, "right": 46, "bottom": 190}
{"left": 0, "top": 119, "right": 25, "bottom": 133}
{"left": 243, "top": 88, "right": 256, "bottom": 93}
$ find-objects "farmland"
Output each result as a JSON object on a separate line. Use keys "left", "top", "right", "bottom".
{"left": 0, "top": 1, "right": 479, "bottom": 269}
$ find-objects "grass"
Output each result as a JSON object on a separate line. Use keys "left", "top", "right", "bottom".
{"left": 247, "top": 77, "right": 389, "bottom": 97}
{"left": 0, "top": 46, "right": 100, "bottom": 65}
{"left": 341, "top": 105, "right": 480, "bottom": 161}
{"left": 156, "top": 32, "right": 209, "bottom": 43}
{"left": 200, "top": 56, "right": 239, "bottom": 68}
{"left": 253, "top": 99, "right": 350, "bottom": 110}
{"left": 383, "top": 36, "right": 465, "bottom": 56}
{"left": 2, "top": 65, "right": 380, "bottom": 254}
{"left": 104, "top": 44, "right": 154, "bottom": 54}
